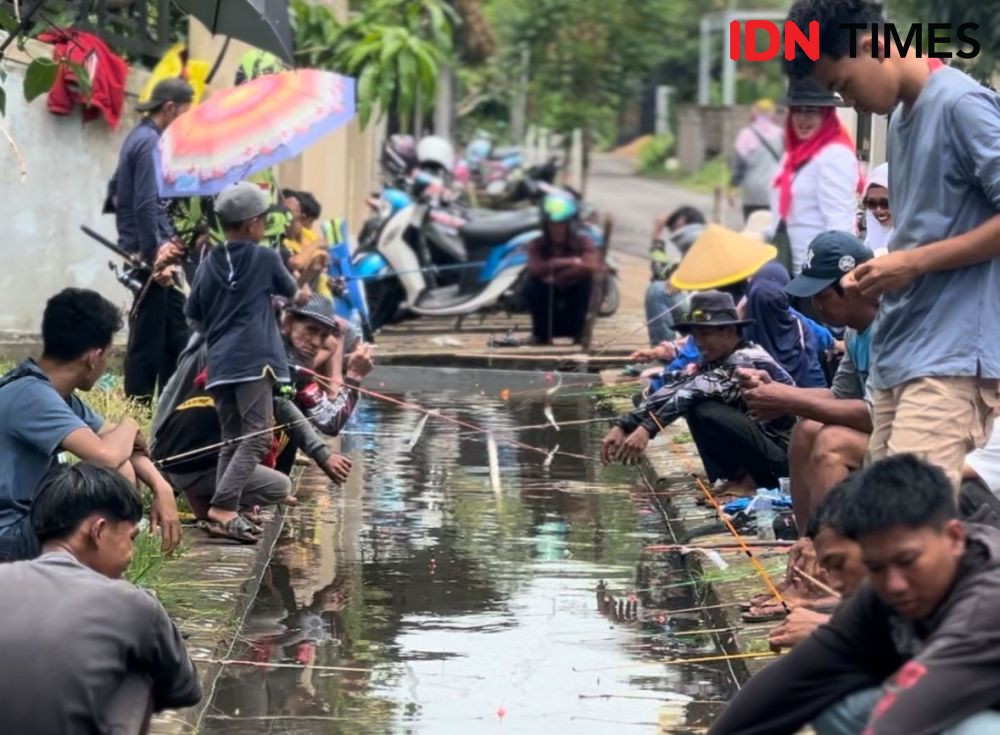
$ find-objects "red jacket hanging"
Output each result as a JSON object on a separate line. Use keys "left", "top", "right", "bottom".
{"left": 37, "top": 29, "right": 129, "bottom": 129}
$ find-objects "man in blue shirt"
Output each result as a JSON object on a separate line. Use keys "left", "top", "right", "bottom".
{"left": 0, "top": 289, "right": 181, "bottom": 562}
{"left": 784, "top": 0, "right": 1000, "bottom": 491}
{"left": 111, "top": 77, "right": 193, "bottom": 405}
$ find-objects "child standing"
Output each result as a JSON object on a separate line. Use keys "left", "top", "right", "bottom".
{"left": 786, "top": 0, "right": 1000, "bottom": 489}
{"left": 185, "top": 182, "right": 307, "bottom": 543}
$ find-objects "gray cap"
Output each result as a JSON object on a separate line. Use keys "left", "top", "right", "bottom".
{"left": 286, "top": 294, "right": 341, "bottom": 333}
{"left": 136, "top": 77, "right": 194, "bottom": 112}
{"left": 215, "top": 182, "right": 271, "bottom": 225}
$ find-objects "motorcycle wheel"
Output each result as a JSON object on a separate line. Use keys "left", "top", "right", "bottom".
{"left": 367, "top": 279, "right": 406, "bottom": 333}
{"left": 599, "top": 276, "right": 620, "bottom": 317}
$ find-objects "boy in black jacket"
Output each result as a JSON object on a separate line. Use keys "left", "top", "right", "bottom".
{"left": 185, "top": 181, "right": 307, "bottom": 544}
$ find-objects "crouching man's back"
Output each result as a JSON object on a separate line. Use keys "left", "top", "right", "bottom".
{"left": 0, "top": 463, "right": 200, "bottom": 734}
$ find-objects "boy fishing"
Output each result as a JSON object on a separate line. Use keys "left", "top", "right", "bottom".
{"left": 185, "top": 182, "right": 309, "bottom": 544}
{"left": 784, "top": 0, "right": 1000, "bottom": 489}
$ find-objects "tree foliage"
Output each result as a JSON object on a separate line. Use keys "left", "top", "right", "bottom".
{"left": 291, "top": 0, "right": 457, "bottom": 129}
{"left": 890, "top": 0, "right": 1000, "bottom": 81}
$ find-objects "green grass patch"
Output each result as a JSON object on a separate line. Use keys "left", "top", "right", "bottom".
{"left": 663, "top": 155, "right": 730, "bottom": 195}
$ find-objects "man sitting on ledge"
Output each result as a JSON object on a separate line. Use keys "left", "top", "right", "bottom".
{"left": 710, "top": 455, "right": 1000, "bottom": 735}
{"left": 0, "top": 288, "right": 180, "bottom": 563}
{"left": 0, "top": 463, "right": 200, "bottom": 733}
{"left": 601, "top": 291, "right": 795, "bottom": 499}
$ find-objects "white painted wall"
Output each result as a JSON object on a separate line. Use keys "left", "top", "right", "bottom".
{"left": 0, "top": 40, "right": 149, "bottom": 335}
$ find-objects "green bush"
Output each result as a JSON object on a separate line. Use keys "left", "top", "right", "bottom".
{"left": 637, "top": 133, "right": 676, "bottom": 175}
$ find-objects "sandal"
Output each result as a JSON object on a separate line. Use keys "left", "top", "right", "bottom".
{"left": 280, "top": 495, "right": 299, "bottom": 507}
{"left": 241, "top": 506, "right": 264, "bottom": 525}
{"left": 205, "top": 516, "right": 259, "bottom": 545}
{"left": 742, "top": 602, "right": 790, "bottom": 623}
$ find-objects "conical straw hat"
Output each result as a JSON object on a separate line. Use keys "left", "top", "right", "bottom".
{"left": 670, "top": 223, "right": 778, "bottom": 291}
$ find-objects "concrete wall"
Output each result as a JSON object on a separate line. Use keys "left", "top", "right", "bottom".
{"left": 0, "top": 39, "right": 149, "bottom": 336}
{"left": 677, "top": 105, "right": 751, "bottom": 174}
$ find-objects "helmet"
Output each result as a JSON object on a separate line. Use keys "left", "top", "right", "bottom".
{"left": 541, "top": 193, "right": 578, "bottom": 224}
{"left": 416, "top": 135, "right": 456, "bottom": 173}
{"left": 380, "top": 134, "right": 418, "bottom": 179}
{"left": 466, "top": 138, "right": 492, "bottom": 164}
{"left": 235, "top": 50, "right": 286, "bottom": 86}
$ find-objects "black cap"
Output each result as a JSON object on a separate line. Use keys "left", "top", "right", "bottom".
{"left": 672, "top": 291, "right": 752, "bottom": 334}
{"left": 785, "top": 231, "right": 875, "bottom": 298}
{"left": 136, "top": 77, "right": 194, "bottom": 112}
{"left": 783, "top": 76, "right": 845, "bottom": 108}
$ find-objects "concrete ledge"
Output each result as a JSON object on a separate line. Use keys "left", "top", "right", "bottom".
{"left": 148, "top": 498, "right": 291, "bottom": 733}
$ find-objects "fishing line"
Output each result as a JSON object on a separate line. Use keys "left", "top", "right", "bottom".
{"left": 578, "top": 292, "right": 694, "bottom": 366}
{"left": 152, "top": 416, "right": 316, "bottom": 470}
{"left": 692, "top": 474, "right": 789, "bottom": 615}
{"left": 296, "top": 366, "right": 598, "bottom": 465}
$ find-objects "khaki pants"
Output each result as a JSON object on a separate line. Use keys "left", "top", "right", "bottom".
{"left": 868, "top": 377, "right": 1000, "bottom": 489}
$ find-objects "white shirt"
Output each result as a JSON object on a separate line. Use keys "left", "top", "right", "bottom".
{"left": 771, "top": 145, "right": 859, "bottom": 275}
{"left": 966, "top": 424, "right": 1000, "bottom": 495}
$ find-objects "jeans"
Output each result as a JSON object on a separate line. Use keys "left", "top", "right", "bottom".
{"left": 0, "top": 515, "right": 39, "bottom": 563}
{"left": 644, "top": 281, "right": 683, "bottom": 346}
{"left": 814, "top": 688, "right": 1000, "bottom": 735}
{"left": 168, "top": 465, "right": 291, "bottom": 519}
{"left": 210, "top": 378, "right": 275, "bottom": 511}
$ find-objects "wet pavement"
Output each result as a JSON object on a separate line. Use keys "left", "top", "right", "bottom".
{"left": 201, "top": 369, "right": 736, "bottom": 733}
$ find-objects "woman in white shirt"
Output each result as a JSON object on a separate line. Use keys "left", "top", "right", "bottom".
{"left": 863, "top": 162, "right": 892, "bottom": 256}
{"left": 771, "top": 77, "right": 862, "bottom": 276}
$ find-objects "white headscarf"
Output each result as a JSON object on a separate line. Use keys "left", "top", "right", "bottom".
{"left": 864, "top": 162, "right": 892, "bottom": 254}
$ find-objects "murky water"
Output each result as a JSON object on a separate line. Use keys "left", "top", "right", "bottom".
{"left": 203, "top": 369, "right": 735, "bottom": 734}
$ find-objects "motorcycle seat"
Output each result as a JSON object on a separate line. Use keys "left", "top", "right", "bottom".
{"left": 460, "top": 209, "right": 540, "bottom": 249}
{"left": 490, "top": 146, "right": 521, "bottom": 161}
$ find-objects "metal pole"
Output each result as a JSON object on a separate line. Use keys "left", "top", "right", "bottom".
{"left": 698, "top": 16, "right": 711, "bottom": 106}
{"left": 722, "top": 11, "right": 736, "bottom": 106}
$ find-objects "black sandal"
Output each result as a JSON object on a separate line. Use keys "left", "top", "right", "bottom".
{"left": 205, "top": 516, "right": 259, "bottom": 544}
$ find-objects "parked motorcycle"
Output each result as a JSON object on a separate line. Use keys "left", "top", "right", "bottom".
{"left": 350, "top": 186, "right": 619, "bottom": 332}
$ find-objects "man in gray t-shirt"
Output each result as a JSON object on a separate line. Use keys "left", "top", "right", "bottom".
{"left": 0, "top": 464, "right": 200, "bottom": 732}
{"left": 788, "top": 2, "right": 1000, "bottom": 491}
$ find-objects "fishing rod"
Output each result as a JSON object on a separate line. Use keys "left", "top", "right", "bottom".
{"left": 152, "top": 415, "right": 315, "bottom": 470}
{"left": 294, "top": 365, "right": 598, "bottom": 465}
{"left": 583, "top": 292, "right": 694, "bottom": 364}
{"left": 639, "top": 409, "right": 789, "bottom": 615}
{"left": 571, "top": 649, "right": 780, "bottom": 673}
{"left": 692, "top": 473, "right": 789, "bottom": 616}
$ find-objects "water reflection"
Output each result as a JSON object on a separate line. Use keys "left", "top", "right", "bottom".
{"left": 203, "top": 379, "right": 734, "bottom": 733}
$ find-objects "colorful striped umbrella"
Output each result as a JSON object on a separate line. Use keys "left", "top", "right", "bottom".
{"left": 156, "top": 69, "right": 356, "bottom": 198}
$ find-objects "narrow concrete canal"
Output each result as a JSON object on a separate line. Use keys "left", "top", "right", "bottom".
{"left": 201, "top": 368, "right": 736, "bottom": 733}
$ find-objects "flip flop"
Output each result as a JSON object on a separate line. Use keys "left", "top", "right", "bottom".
{"left": 280, "top": 495, "right": 299, "bottom": 507}
{"left": 241, "top": 505, "right": 264, "bottom": 525}
{"left": 205, "top": 516, "right": 259, "bottom": 545}
{"left": 742, "top": 602, "right": 789, "bottom": 623}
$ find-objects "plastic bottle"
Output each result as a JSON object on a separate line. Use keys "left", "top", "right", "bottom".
{"left": 756, "top": 488, "right": 777, "bottom": 541}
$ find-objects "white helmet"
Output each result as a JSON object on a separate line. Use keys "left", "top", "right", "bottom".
{"left": 416, "top": 135, "right": 456, "bottom": 173}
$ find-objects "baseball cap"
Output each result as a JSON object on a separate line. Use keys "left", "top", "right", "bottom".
{"left": 136, "top": 77, "right": 195, "bottom": 112}
{"left": 785, "top": 231, "right": 875, "bottom": 298}
{"left": 215, "top": 181, "right": 270, "bottom": 225}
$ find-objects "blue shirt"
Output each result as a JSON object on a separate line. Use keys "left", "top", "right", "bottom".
{"left": 0, "top": 360, "right": 103, "bottom": 531}
{"left": 873, "top": 67, "right": 1000, "bottom": 389}
{"left": 113, "top": 118, "right": 174, "bottom": 265}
